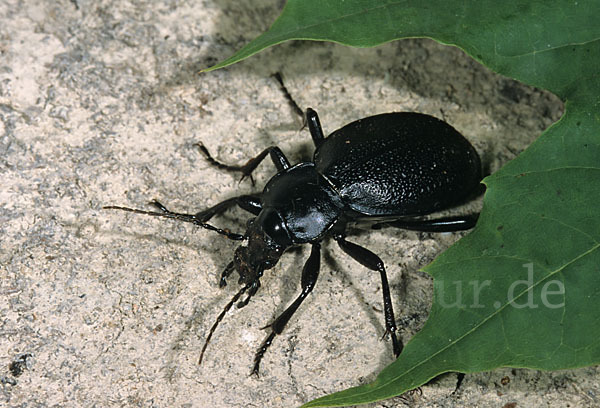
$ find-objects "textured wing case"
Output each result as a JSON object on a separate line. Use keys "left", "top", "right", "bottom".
{"left": 314, "top": 113, "right": 481, "bottom": 216}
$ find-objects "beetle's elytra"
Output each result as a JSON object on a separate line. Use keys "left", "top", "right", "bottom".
{"left": 105, "top": 107, "right": 481, "bottom": 375}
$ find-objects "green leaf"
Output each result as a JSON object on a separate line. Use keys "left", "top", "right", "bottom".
{"left": 205, "top": 0, "right": 600, "bottom": 406}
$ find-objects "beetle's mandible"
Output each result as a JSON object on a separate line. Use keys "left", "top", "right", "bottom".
{"left": 105, "top": 107, "right": 481, "bottom": 375}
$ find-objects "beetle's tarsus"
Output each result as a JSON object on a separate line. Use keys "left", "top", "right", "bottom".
{"left": 454, "top": 373, "right": 466, "bottom": 393}
{"left": 272, "top": 72, "right": 304, "bottom": 121}
{"left": 198, "top": 142, "right": 290, "bottom": 184}
{"left": 252, "top": 331, "right": 276, "bottom": 376}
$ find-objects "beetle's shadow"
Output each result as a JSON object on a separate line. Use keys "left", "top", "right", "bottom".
{"left": 98, "top": 214, "right": 242, "bottom": 281}
{"left": 96, "top": 216, "right": 242, "bottom": 368}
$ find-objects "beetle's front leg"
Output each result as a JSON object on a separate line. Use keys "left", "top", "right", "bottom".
{"left": 198, "top": 143, "right": 290, "bottom": 185}
{"left": 334, "top": 235, "right": 402, "bottom": 358}
{"left": 105, "top": 195, "right": 262, "bottom": 241}
{"left": 189, "top": 195, "right": 262, "bottom": 222}
{"left": 252, "top": 242, "right": 321, "bottom": 375}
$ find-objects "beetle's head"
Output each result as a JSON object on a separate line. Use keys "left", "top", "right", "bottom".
{"left": 233, "top": 208, "right": 292, "bottom": 284}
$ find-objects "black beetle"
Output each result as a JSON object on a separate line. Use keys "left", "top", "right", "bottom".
{"left": 105, "top": 108, "right": 481, "bottom": 374}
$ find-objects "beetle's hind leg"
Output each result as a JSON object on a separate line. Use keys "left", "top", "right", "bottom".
{"left": 272, "top": 72, "right": 304, "bottom": 120}
{"left": 272, "top": 73, "right": 326, "bottom": 150}
{"left": 334, "top": 235, "right": 403, "bottom": 358}
{"left": 306, "top": 108, "right": 325, "bottom": 149}
{"left": 197, "top": 143, "right": 291, "bottom": 185}
{"left": 252, "top": 242, "right": 321, "bottom": 375}
{"left": 272, "top": 73, "right": 328, "bottom": 149}
{"left": 372, "top": 214, "right": 479, "bottom": 232}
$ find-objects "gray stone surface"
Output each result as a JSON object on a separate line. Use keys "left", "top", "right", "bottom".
{"left": 2, "top": 1, "right": 596, "bottom": 407}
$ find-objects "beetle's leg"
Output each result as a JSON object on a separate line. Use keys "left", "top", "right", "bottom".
{"left": 454, "top": 372, "right": 466, "bottom": 393}
{"left": 188, "top": 195, "right": 262, "bottom": 221}
{"left": 197, "top": 143, "right": 290, "bottom": 185}
{"left": 334, "top": 235, "right": 402, "bottom": 358}
{"left": 272, "top": 72, "right": 304, "bottom": 120}
{"left": 372, "top": 214, "right": 479, "bottom": 232}
{"left": 306, "top": 108, "right": 325, "bottom": 148}
{"left": 252, "top": 242, "right": 321, "bottom": 376}
{"left": 149, "top": 199, "right": 254, "bottom": 239}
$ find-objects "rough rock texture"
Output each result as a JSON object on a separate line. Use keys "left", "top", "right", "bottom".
{"left": 3, "top": 1, "right": 595, "bottom": 407}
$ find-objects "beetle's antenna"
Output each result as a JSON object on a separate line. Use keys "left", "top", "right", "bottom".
{"left": 103, "top": 202, "right": 244, "bottom": 241}
{"left": 198, "top": 283, "right": 251, "bottom": 365}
